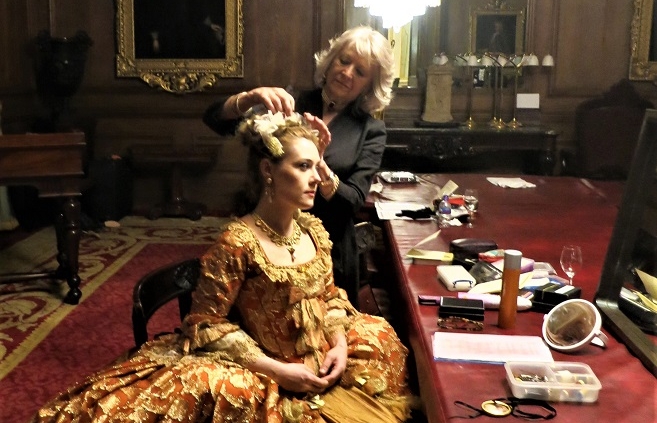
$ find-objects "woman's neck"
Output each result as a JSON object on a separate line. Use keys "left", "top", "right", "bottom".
{"left": 321, "top": 89, "right": 347, "bottom": 113}
{"left": 251, "top": 206, "right": 295, "bottom": 236}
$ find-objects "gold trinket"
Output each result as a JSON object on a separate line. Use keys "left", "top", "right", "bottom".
{"left": 252, "top": 213, "right": 301, "bottom": 261}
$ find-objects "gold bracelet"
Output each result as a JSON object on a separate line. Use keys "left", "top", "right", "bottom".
{"left": 234, "top": 91, "right": 248, "bottom": 116}
{"left": 320, "top": 171, "right": 335, "bottom": 188}
{"left": 321, "top": 172, "right": 340, "bottom": 199}
{"left": 329, "top": 173, "right": 340, "bottom": 196}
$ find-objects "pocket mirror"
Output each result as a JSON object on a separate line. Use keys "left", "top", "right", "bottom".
{"left": 542, "top": 299, "right": 608, "bottom": 352}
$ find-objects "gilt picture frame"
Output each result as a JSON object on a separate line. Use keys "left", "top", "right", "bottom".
{"left": 629, "top": 0, "right": 657, "bottom": 81}
{"left": 469, "top": 0, "right": 526, "bottom": 56}
{"left": 116, "top": 0, "right": 243, "bottom": 94}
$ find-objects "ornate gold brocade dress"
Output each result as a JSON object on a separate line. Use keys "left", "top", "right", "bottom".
{"left": 33, "top": 213, "right": 414, "bottom": 423}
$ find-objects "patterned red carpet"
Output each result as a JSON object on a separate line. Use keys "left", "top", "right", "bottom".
{"left": 0, "top": 216, "right": 226, "bottom": 423}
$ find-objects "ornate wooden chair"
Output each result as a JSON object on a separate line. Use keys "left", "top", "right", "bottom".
{"left": 132, "top": 258, "right": 200, "bottom": 348}
{"left": 563, "top": 79, "right": 653, "bottom": 179}
{"left": 355, "top": 221, "right": 395, "bottom": 320}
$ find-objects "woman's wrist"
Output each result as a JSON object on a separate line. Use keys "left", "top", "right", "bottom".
{"left": 249, "top": 355, "right": 281, "bottom": 379}
{"left": 330, "top": 332, "right": 347, "bottom": 350}
{"left": 320, "top": 171, "right": 339, "bottom": 199}
{"left": 319, "top": 171, "right": 334, "bottom": 188}
{"left": 233, "top": 91, "right": 249, "bottom": 116}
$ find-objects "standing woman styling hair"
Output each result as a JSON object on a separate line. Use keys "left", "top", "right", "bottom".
{"left": 204, "top": 25, "right": 395, "bottom": 307}
{"left": 30, "top": 111, "right": 415, "bottom": 422}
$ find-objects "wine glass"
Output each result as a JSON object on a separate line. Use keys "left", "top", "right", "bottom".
{"left": 560, "top": 245, "right": 583, "bottom": 285}
{"left": 464, "top": 189, "right": 479, "bottom": 228}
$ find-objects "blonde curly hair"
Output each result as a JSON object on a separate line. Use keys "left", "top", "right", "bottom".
{"left": 314, "top": 25, "right": 395, "bottom": 114}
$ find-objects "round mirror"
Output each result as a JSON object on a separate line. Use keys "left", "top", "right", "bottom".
{"left": 542, "top": 299, "right": 608, "bottom": 352}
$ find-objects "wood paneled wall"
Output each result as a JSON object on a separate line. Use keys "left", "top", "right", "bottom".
{"left": 0, "top": 0, "right": 655, "bottom": 215}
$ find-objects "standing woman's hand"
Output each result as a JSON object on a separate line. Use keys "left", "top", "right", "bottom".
{"left": 304, "top": 113, "right": 337, "bottom": 199}
{"left": 303, "top": 112, "right": 331, "bottom": 156}
{"left": 228, "top": 87, "right": 296, "bottom": 118}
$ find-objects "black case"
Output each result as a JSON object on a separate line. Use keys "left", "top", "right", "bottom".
{"left": 531, "top": 283, "right": 581, "bottom": 313}
{"left": 468, "top": 260, "right": 503, "bottom": 284}
{"left": 449, "top": 238, "right": 498, "bottom": 269}
{"left": 439, "top": 297, "right": 485, "bottom": 321}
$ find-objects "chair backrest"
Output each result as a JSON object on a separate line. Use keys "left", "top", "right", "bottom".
{"left": 355, "top": 221, "right": 377, "bottom": 277}
{"left": 132, "top": 258, "right": 200, "bottom": 348}
{"left": 574, "top": 79, "right": 653, "bottom": 180}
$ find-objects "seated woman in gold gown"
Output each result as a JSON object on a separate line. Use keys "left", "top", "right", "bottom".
{"left": 32, "top": 111, "right": 416, "bottom": 423}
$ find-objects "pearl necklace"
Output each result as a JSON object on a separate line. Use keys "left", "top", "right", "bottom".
{"left": 252, "top": 213, "right": 302, "bottom": 261}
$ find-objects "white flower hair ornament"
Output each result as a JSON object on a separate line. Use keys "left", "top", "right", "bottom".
{"left": 247, "top": 111, "right": 311, "bottom": 158}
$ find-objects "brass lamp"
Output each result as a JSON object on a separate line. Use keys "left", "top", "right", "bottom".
{"left": 455, "top": 54, "right": 479, "bottom": 128}
{"left": 506, "top": 53, "right": 553, "bottom": 129}
{"left": 482, "top": 53, "right": 506, "bottom": 129}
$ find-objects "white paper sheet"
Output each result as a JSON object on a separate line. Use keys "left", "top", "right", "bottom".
{"left": 487, "top": 177, "right": 536, "bottom": 188}
{"left": 374, "top": 201, "right": 429, "bottom": 220}
{"left": 432, "top": 332, "right": 553, "bottom": 364}
{"left": 516, "top": 93, "right": 540, "bottom": 108}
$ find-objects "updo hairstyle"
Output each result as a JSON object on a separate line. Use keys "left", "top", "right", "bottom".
{"left": 235, "top": 112, "right": 320, "bottom": 213}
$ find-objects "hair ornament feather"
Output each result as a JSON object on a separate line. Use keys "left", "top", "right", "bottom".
{"left": 246, "top": 111, "right": 307, "bottom": 157}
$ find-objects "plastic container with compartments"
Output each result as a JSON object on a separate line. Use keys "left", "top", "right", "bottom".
{"left": 504, "top": 361, "right": 601, "bottom": 402}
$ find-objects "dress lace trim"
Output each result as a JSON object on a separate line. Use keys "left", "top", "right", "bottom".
{"left": 228, "top": 212, "right": 334, "bottom": 287}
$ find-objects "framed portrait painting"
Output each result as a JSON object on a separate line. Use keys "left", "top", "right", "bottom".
{"left": 469, "top": 0, "right": 526, "bottom": 56}
{"left": 116, "top": 0, "right": 243, "bottom": 94}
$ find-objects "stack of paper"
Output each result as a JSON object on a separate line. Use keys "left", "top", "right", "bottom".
{"left": 432, "top": 332, "right": 553, "bottom": 364}
{"left": 487, "top": 177, "right": 536, "bottom": 188}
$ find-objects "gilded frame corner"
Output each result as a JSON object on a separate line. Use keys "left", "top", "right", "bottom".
{"left": 629, "top": 0, "right": 657, "bottom": 81}
{"left": 116, "top": 0, "right": 243, "bottom": 94}
{"left": 468, "top": 0, "right": 526, "bottom": 56}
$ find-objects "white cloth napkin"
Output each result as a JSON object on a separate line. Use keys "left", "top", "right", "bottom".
{"left": 486, "top": 177, "right": 536, "bottom": 188}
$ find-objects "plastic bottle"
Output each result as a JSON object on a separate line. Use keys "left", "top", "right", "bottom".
{"left": 498, "top": 249, "right": 522, "bottom": 329}
{"left": 437, "top": 195, "right": 451, "bottom": 226}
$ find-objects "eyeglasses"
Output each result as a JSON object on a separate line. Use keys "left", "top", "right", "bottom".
{"left": 453, "top": 397, "right": 557, "bottom": 420}
{"left": 437, "top": 316, "right": 484, "bottom": 331}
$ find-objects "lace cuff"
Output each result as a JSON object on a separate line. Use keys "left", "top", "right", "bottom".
{"left": 203, "top": 329, "right": 266, "bottom": 366}
{"left": 324, "top": 308, "right": 349, "bottom": 340}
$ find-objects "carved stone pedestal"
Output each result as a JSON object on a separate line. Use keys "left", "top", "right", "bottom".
{"left": 421, "top": 64, "right": 454, "bottom": 124}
